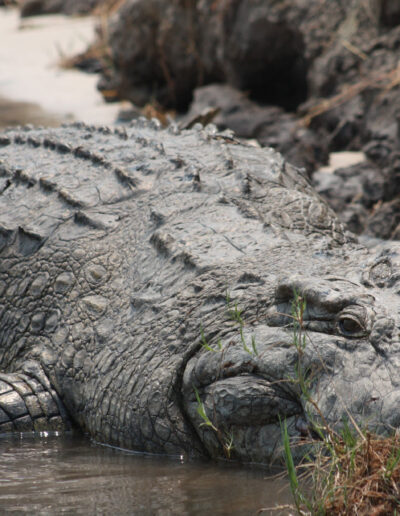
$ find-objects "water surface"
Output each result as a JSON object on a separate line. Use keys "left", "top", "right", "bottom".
{"left": 0, "top": 433, "right": 293, "bottom": 515}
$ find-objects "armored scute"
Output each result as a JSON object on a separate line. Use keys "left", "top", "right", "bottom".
{"left": 0, "top": 120, "right": 399, "bottom": 463}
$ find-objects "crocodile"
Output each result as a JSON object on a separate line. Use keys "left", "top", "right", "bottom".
{"left": 0, "top": 120, "right": 399, "bottom": 463}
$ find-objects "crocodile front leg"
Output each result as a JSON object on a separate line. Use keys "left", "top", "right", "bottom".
{"left": 0, "top": 361, "right": 71, "bottom": 433}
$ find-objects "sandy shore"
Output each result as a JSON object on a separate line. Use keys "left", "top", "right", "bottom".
{"left": 0, "top": 7, "right": 123, "bottom": 126}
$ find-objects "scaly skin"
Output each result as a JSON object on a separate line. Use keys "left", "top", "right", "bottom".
{"left": 0, "top": 120, "right": 399, "bottom": 463}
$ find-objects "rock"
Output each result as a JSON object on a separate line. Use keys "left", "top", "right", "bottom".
{"left": 100, "top": 0, "right": 322, "bottom": 111}
{"left": 379, "top": 0, "right": 400, "bottom": 27}
{"left": 218, "top": 0, "right": 308, "bottom": 110}
{"left": 314, "top": 161, "right": 385, "bottom": 212}
{"left": 313, "top": 160, "right": 383, "bottom": 234}
{"left": 99, "top": 0, "right": 400, "bottom": 159}
{"left": 183, "top": 84, "right": 329, "bottom": 174}
{"left": 99, "top": 0, "right": 220, "bottom": 111}
{"left": 101, "top": 0, "right": 400, "bottom": 143}
{"left": 304, "top": 8, "right": 400, "bottom": 153}
{"left": 366, "top": 198, "right": 400, "bottom": 240}
{"left": 314, "top": 143, "right": 400, "bottom": 239}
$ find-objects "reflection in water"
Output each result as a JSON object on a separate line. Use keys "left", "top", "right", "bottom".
{"left": 0, "top": 434, "right": 292, "bottom": 515}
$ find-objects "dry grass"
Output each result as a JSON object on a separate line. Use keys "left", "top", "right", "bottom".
{"left": 282, "top": 431, "right": 400, "bottom": 515}
{"left": 279, "top": 431, "right": 400, "bottom": 515}
{"left": 322, "top": 433, "right": 400, "bottom": 515}
{"left": 300, "top": 62, "right": 400, "bottom": 127}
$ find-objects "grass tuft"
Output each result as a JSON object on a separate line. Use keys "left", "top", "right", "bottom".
{"left": 321, "top": 433, "right": 400, "bottom": 515}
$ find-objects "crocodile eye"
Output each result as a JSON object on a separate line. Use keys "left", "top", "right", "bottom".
{"left": 338, "top": 314, "right": 365, "bottom": 337}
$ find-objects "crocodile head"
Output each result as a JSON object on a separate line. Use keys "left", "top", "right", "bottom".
{"left": 182, "top": 243, "right": 400, "bottom": 463}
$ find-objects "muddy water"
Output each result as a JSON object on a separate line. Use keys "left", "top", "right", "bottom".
{"left": 0, "top": 433, "right": 292, "bottom": 515}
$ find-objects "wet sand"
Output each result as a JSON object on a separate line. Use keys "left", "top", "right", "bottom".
{"left": 0, "top": 96, "right": 63, "bottom": 128}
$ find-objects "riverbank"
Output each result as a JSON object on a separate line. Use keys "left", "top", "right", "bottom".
{"left": 0, "top": 6, "right": 123, "bottom": 126}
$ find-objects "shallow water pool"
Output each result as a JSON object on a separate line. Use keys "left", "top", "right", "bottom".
{"left": 0, "top": 433, "right": 293, "bottom": 515}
